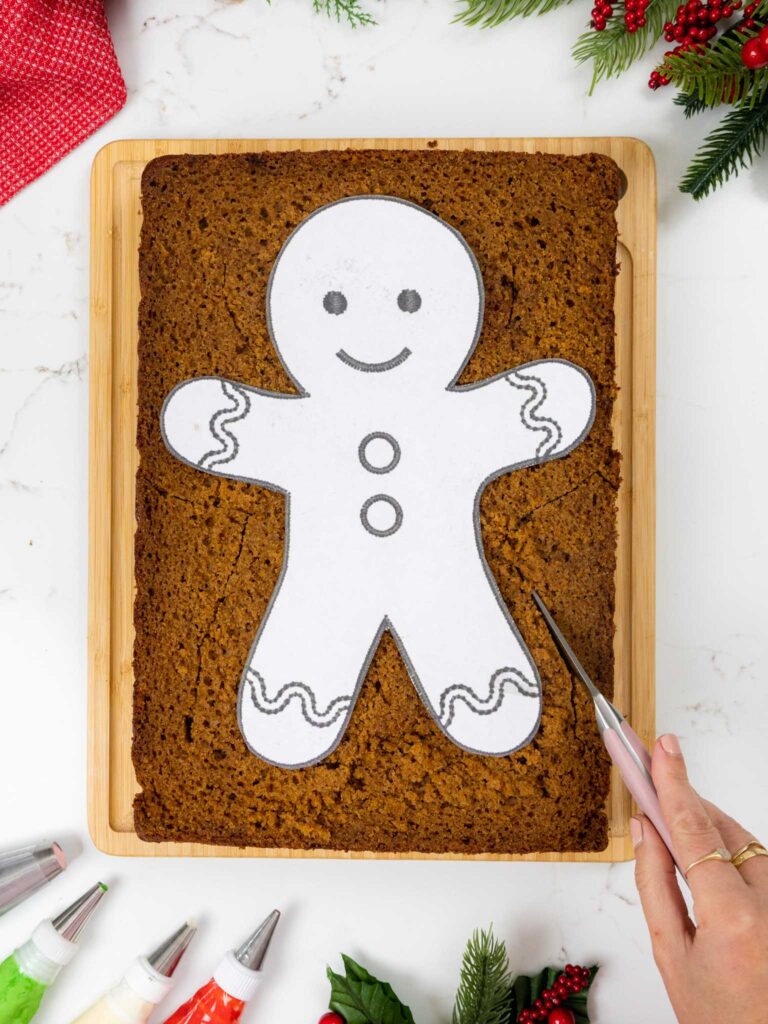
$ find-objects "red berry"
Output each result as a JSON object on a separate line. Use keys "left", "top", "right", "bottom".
{"left": 742, "top": 36, "right": 768, "bottom": 65}
{"left": 318, "top": 1015, "right": 345, "bottom": 1024}
{"left": 759, "top": 25, "right": 768, "bottom": 47}
{"left": 547, "top": 1010, "right": 576, "bottom": 1024}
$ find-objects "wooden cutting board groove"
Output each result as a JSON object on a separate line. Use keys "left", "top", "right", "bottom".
{"left": 89, "top": 137, "right": 656, "bottom": 859}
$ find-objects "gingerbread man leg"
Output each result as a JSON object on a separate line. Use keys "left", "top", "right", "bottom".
{"left": 238, "top": 558, "right": 384, "bottom": 768}
{"left": 389, "top": 551, "right": 541, "bottom": 757}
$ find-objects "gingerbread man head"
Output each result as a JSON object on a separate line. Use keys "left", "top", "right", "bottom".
{"left": 266, "top": 195, "right": 484, "bottom": 394}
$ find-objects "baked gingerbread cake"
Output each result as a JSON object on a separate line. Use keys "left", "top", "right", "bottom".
{"left": 133, "top": 149, "right": 621, "bottom": 853}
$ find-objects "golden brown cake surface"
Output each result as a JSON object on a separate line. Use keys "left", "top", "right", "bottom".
{"left": 134, "top": 149, "right": 621, "bottom": 853}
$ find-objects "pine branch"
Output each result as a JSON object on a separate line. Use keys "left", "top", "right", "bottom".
{"left": 455, "top": 0, "right": 573, "bottom": 25}
{"left": 312, "top": 0, "right": 376, "bottom": 25}
{"left": 680, "top": 95, "right": 768, "bottom": 197}
{"left": 452, "top": 929, "right": 512, "bottom": 1024}
{"left": 663, "top": 33, "right": 768, "bottom": 107}
{"left": 573, "top": 0, "right": 679, "bottom": 88}
{"left": 674, "top": 90, "right": 709, "bottom": 116}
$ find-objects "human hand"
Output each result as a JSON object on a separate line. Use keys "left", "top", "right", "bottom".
{"left": 633, "top": 733, "right": 768, "bottom": 1024}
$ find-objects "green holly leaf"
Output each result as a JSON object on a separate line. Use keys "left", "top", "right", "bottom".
{"left": 327, "top": 955, "right": 415, "bottom": 1024}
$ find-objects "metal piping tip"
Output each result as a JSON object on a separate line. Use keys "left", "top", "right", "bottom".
{"left": 52, "top": 882, "right": 108, "bottom": 942}
{"left": 0, "top": 842, "right": 68, "bottom": 917}
{"left": 235, "top": 910, "right": 280, "bottom": 972}
{"left": 33, "top": 843, "right": 67, "bottom": 882}
{"left": 147, "top": 920, "right": 198, "bottom": 977}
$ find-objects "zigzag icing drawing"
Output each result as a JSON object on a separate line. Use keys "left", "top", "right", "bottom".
{"left": 438, "top": 668, "right": 542, "bottom": 731}
{"left": 506, "top": 370, "right": 564, "bottom": 458}
{"left": 199, "top": 381, "right": 251, "bottom": 470}
{"left": 246, "top": 670, "right": 352, "bottom": 729}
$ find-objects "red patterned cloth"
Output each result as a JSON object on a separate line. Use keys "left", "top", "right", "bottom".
{"left": 0, "top": 0, "right": 126, "bottom": 206}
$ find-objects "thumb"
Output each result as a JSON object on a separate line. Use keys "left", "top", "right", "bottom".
{"left": 633, "top": 815, "right": 692, "bottom": 964}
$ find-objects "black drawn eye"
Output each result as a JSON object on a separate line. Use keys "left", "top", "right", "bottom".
{"left": 323, "top": 291, "right": 348, "bottom": 315}
{"left": 397, "top": 289, "right": 422, "bottom": 313}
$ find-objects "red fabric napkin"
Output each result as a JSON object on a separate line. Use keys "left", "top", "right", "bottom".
{"left": 0, "top": 0, "right": 126, "bottom": 206}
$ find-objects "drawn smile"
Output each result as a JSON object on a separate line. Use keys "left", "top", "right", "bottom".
{"left": 336, "top": 347, "right": 412, "bottom": 373}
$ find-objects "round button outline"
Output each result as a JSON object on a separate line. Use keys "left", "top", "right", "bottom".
{"left": 358, "top": 431, "right": 401, "bottom": 475}
{"left": 360, "top": 494, "right": 403, "bottom": 538}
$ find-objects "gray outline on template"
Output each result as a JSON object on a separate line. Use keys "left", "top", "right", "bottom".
{"left": 358, "top": 431, "right": 401, "bottom": 475}
{"left": 359, "top": 493, "right": 404, "bottom": 538}
{"left": 158, "top": 195, "right": 597, "bottom": 768}
{"left": 336, "top": 347, "right": 412, "bottom": 374}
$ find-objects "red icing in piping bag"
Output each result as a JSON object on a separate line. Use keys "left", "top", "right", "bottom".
{"left": 160, "top": 911, "right": 280, "bottom": 1024}
{"left": 161, "top": 979, "right": 246, "bottom": 1024}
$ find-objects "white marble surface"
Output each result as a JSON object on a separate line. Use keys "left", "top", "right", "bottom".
{"left": 1, "top": 0, "right": 767, "bottom": 1020}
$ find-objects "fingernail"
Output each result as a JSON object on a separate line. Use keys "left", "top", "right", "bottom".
{"left": 660, "top": 733, "right": 682, "bottom": 756}
{"left": 630, "top": 816, "right": 644, "bottom": 848}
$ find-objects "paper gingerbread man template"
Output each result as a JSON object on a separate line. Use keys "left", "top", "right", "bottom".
{"left": 161, "top": 195, "right": 596, "bottom": 769}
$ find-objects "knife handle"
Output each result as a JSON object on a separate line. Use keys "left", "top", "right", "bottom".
{"left": 603, "top": 726, "right": 679, "bottom": 870}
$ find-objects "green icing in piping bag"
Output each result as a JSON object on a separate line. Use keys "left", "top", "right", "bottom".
{"left": 0, "top": 955, "right": 46, "bottom": 1024}
{"left": 0, "top": 882, "right": 107, "bottom": 1024}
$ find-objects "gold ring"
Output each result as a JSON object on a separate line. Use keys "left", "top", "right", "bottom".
{"left": 685, "top": 846, "right": 732, "bottom": 877}
{"left": 731, "top": 842, "right": 768, "bottom": 870}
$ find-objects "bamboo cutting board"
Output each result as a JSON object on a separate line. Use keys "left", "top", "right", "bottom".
{"left": 89, "top": 137, "right": 656, "bottom": 860}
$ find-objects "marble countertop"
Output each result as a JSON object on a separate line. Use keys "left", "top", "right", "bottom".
{"left": 1, "top": 1, "right": 767, "bottom": 1020}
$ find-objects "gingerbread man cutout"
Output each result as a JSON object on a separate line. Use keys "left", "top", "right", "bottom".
{"left": 161, "top": 196, "right": 596, "bottom": 769}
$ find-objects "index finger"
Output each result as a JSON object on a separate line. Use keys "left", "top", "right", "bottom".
{"left": 652, "top": 734, "right": 745, "bottom": 912}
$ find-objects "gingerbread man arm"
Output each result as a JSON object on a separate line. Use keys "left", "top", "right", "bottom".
{"left": 459, "top": 359, "right": 596, "bottom": 478}
{"left": 161, "top": 376, "right": 305, "bottom": 491}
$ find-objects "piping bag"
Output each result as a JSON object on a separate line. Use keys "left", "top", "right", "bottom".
{"left": 160, "top": 910, "right": 280, "bottom": 1024}
{"left": 71, "top": 920, "right": 197, "bottom": 1024}
{"left": 0, "top": 842, "right": 67, "bottom": 917}
{"left": 0, "top": 882, "right": 107, "bottom": 1024}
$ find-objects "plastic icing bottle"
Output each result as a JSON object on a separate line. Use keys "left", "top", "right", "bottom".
{"left": 160, "top": 911, "right": 280, "bottom": 1024}
{"left": 0, "top": 882, "right": 107, "bottom": 1024}
{"left": 71, "top": 921, "right": 196, "bottom": 1024}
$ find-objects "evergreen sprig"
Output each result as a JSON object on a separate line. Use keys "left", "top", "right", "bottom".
{"left": 452, "top": 928, "right": 512, "bottom": 1024}
{"left": 674, "top": 90, "right": 709, "bottom": 116}
{"left": 313, "top": 0, "right": 375, "bottom": 26}
{"left": 268, "top": 0, "right": 375, "bottom": 26}
{"left": 662, "top": 32, "right": 768, "bottom": 107}
{"left": 680, "top": 95, "right": 768, "bottom": 196}
{"left": 573, "top": 0, "right": 679, "bottom": 88}
{"left": 455, "top": 0, "right": 573, "bottom": 25}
